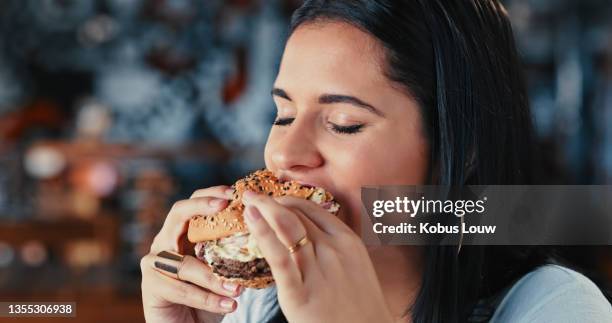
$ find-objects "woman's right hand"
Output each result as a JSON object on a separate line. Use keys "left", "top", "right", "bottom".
{"left": 140, "top": 185, "right": 244, "bottom": 323}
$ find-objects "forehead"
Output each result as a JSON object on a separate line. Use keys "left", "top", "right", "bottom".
{"left": 276, "top": 21, "right": 388, "bottom": 94}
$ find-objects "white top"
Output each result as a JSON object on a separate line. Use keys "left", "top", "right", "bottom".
{"left": 221, "top": 284, "right": 279, "bottom": 323}
{"left": 489, "top": 264, "right": 612, "bottom": 322}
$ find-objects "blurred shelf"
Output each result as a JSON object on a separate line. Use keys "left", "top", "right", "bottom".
{"left": 0, "top": 216, "right": 118, "bottom": 249}
{"left": 30, "top": 139, "right": 231, "bottom": 162}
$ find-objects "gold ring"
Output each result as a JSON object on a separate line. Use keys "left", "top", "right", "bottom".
{"left": 288, "top": 235, "right": 310, "bottom": 254}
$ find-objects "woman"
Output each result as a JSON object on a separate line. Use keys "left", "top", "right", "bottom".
{"left": 140, "top": 1, "right": 612, "bottom": 322}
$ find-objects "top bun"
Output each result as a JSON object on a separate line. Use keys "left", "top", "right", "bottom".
{"left": 187, "top": 169, "right": 339, "bottom": 242}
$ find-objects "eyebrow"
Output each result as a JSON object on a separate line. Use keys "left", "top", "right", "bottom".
{"left": 271, "top": 87, "right": 384, "bottom": 117}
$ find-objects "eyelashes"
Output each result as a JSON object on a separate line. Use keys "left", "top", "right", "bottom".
{"left": 272, "top": 117, "right": 364, "bottom": 135}
{"left": 272, "top": 117, "right": 295, "bottom": 126}
{"left": 330, "top": 123, "right": 365, "bottom": 134}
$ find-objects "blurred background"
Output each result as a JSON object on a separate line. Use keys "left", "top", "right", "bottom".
{"left": 0, "top": 0, "right": 610, "bottom": 322}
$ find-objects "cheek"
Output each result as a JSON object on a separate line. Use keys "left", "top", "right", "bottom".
{"left": 263, "top": 130, "right": 278, "bottom": 169}
{"left": 325, "top": 133, "right": 428, "bottom": 188}
{"left": 323, "top": 131, "right": 429, "bottom": 229}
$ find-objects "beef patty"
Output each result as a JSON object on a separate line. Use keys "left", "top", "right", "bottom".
{"left": 196, "top": 242, "right": 272, "bottom": 280}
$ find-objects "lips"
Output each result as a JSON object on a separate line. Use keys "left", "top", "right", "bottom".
{"left": 276, "top": 173, "right": 340, "bottom": 209}
{"left": 278, "top": 175, "right": 322, "bottom": 190}
{"left": 295, "top": 182, "right": 314, "bottom": 188}
{"left": 291, "top": 180, "right": 334, "bottom": 195}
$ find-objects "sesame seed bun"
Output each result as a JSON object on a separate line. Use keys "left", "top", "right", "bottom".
{"left": 187, "top": 168, "right": 340, "bottom": 289}
{"left": 187, "top": 168, "right": 339, "bottom": 243}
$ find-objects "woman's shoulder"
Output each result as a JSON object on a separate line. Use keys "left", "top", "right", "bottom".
{"left": 490, "top": 264, "right": 612, "bottom": 323}
{"left": 220, "top": 284, "right": 279, "bottom": 323}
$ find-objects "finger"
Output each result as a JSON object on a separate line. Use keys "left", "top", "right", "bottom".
{"left": 242, "top": 191, "right": 308, "bottom": 249}
{"left": 284, "top": 204, "right": 351, "bottom": 280}
{"left": 190, "top": 185, "right": 235, "bottom": 199}
{"left": 141, "top": 254, "right": 239, "bottom": 313}
{"left": 290, "top": 207, "right": 326, "bottom": 243}
{"left": 168, "top": 197, "right": 229, "bottom": 225}
{"left": 274, "top": 195, "right": 351, "bottom": 236}
{"left": 288, "top": 210, "right": 329, "bottom": 283}
{"left": 158, "top": 186, "right": 233, "bottom": 253}
{"left": 161, "top": 197, "right": 230, "bottom": 251}
{"left": 242, "top": 191, "right": 319, "bottom": 276}
{"left": 273, "top": 196, "right": 356, "bottom": 276}
{"left": 152, "top": 186, "right": 235, "bottom": 253}
{"left": 151, "top": 251, "right": 243, "bottom": 298}
{"left": 149, "top": 271, "right": 238, "bottom": 313}
{"left": 243, "top": 205, "right": 303, "bottom": 288}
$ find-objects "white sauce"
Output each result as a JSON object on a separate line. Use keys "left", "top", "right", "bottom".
{"left": 205, "top": 231, "right": 263, "bottom": 263}
{"left": 204, "top": 188, "right": 339, "bottom": 264}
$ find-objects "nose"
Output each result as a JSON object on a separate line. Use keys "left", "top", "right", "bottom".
{"left": 267, "top": 117, "right": 323, "bottom": 172}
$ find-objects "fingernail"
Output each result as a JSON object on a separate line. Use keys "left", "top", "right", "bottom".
{"left": 242, "top": 190, "right": 256, "bottom": 202}
{"left": 225, "top": 188, "right": 235, "bottom": 198}
{"left": 223, "top": 281, "right": 238, "bottom": 292}
{"left": 220, "top": 299, "right": 235, "bottom": 310}
{"left": 209, "top": 198, "right": 225, "bottom": 207}
{"left": 245, "top": 205, "right": 262, "bottom": 222}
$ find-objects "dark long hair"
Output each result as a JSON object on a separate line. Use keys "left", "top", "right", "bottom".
{"left": 269, "top": 1, "right": 554, "bottom": 322}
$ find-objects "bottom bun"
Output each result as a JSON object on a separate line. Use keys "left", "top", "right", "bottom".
{"left": 213, "top": 272, "right": 275, "bottom": 289}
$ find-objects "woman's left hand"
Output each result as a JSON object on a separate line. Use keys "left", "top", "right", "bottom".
{"left": 241, "top": 190, "right": 394, "bottom": 323}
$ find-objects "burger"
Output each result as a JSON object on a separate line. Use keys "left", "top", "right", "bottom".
{"left": 187, "top": 169, "right": 340, "bottom": 289}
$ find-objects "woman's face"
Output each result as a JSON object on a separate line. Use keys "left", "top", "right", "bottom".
{"left": 264, "top": 22, "right": 429, "bottom": 232}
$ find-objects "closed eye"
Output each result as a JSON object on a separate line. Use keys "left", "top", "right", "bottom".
{"left": 329, "top": 123, "right": 364, "bottom": 134}
{"left": 272, "top": 117, "right": 364, "bottom": 135}
{"left": 272, "top": 117, "right": 295, "bottom": 126}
